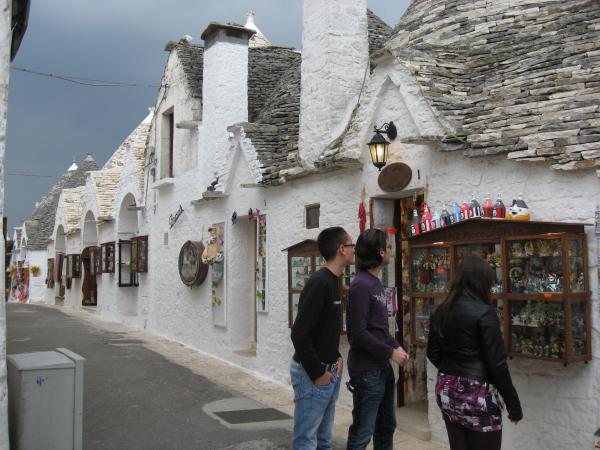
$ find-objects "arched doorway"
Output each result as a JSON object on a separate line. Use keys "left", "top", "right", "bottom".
{"left": 82, "top": 211, "right": 98, "bottom": 306}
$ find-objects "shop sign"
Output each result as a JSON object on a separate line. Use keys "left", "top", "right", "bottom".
{"left": 169, "top": 205, "right": 184, "bottom": 229}
{"left": 378, "top": 162, "right": 412, "bottom": 192}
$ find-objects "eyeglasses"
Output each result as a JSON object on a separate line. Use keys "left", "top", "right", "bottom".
{"left": 342, "top": 244, "right": 355, "bottom": 249}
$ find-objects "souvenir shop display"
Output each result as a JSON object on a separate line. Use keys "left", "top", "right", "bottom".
{"left": 507, "top": 194, "right": 531, "bottom": 221}
{"left": 178, "top": 241, "right": 208, "bottom": 287}
{"left": 118, "top": 240, "right": 138, "bottom": 287}
{"left": 408, "top": 193, "right": 529, "bottom": 236}
{"left": 408, "top": 218, "right": 590, "bottom": 363}
{"left": 285, "top": 239, "right": 350, "bottom": 333}
{"left": 101, "top": 242, "right": 115, "bottom": 273}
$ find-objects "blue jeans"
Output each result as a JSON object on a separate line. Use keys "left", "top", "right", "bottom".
{"left": 347, "top": 365, "right": 396, "bottom": 450}
{"left": 291, "top": 360, "right": 341, "bottom": 450}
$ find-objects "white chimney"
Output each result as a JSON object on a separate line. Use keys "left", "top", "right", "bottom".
{"left": 200, "top": 23, "right": 255, "bottom": 186}
{"left": 299, "top": 0, "right": 369, "bottom": 167}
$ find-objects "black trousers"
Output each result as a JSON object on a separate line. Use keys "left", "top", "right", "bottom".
{"left": 444, "top": 420, "right": 502, "bottom": 450}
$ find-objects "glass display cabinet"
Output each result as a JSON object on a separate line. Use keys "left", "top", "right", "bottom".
{"left": 408, "top": 219, "right": 590, "bottom": 364}
{"left": 285, "top": 240, "right": 352, "bottom": 334}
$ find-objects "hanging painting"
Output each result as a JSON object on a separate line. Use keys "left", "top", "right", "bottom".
{"left": 255, "top": 213, "right": 268, "bottom": 313}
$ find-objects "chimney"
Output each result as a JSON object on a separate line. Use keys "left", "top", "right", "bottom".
{"left": 299, "top": 0, "right": 369, "bottom": 167}
{"left": 200, "top": 22, "right": 255, "bottom": 185}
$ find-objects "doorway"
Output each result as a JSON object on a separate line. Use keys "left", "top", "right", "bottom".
{"left": 81, "top": 247, "right": 97, "bottom": 306}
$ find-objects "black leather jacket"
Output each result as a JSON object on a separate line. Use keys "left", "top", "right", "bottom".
{"left": 427, "top": 292, "right": 523, "bottom": 422}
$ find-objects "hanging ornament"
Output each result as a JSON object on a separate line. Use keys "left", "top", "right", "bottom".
{"left": 231, "top": 211, "right": 237, "bottom": 225}
{"left": 358, "top": 185, "right": 367, "bottom": 233}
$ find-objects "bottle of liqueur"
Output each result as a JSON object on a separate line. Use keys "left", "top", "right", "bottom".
{"left": 470, "top": 195, "right": 482, "bottom": 218}
{"left": 420, "top": 202, "right": 432, "bottom": 233}
{"left": 441, "top": 204, "right": 452, "bottom": 227}
{"left": 460, "top": 200, "right": 470, "bottom": 221}
{"left": 493, "top": 193, "right": 506, "bottom": 219}
{"left": 431, "top": 205, "right": 441, "bottom": 231}
{"left": 483, "top": 193, "right": 494, "bottom": 218}
{"left": 410, "top": 207, "right": 421, "bottom": 236}
{"left": 452, "top": 202, "right": 461, "bottom": 224}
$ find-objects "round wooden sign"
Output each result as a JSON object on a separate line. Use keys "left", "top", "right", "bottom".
{"left": 178, "top": 241, "right": 209, "bottom": 287}
{"left": 378, "top": 162, "right": 412, "bottom": 192}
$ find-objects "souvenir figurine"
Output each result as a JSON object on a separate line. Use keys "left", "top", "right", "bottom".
{"left": 543, "top": 343, "right": 550, "bottom": 358}
{"left": 524, "top": 240, "right": 534, "bottom": 257}
{"left": 506, "top": 194, "right": 531, "bottom": 221}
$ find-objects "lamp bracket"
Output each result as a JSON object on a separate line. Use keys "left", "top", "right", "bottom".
{"left": 373, "top": 121, "right": 397, "bottom": 140}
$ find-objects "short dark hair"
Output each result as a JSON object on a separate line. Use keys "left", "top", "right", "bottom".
{"left": 318, "top": 227, "right": 349, "bottom": 261}
{"left": 355, "top": 229, "right": 387, "bottom": 270}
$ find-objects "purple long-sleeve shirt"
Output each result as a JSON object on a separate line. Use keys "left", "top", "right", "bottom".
{"left": 347, "top": 270, "right": 399, "bottom": 372}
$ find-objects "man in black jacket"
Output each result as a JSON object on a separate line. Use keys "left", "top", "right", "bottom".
{"left": 290, "top": 227, "right": 355, "bottom": 450}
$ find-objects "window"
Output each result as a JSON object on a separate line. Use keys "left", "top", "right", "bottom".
{"left": 161, "top": 109, "right": 174, "bottom": 178}
{"left": 131, "top": 236, "right": 148, "bottom": 273}
{"left": 101, "top": 242, "right": 115, "bottom": 273}
{"left": 89, "top": 247, "right": 101, "bottom": 276}
{"left": 305, "top": 204, "right": 320, "bottom": 229}
{"left": 118, "top": 240, "right": 138, "bottom": 287}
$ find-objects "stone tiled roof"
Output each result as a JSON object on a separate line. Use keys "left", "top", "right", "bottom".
{"left": 63, "top": 187, "right": 86, "bottom": 235}
{"left": 89, "top": 168, "right": 122, "bottom": 218}
{"left": 368, "top": 9, "right": 392, "bottom": 57}
{"left": 384, "top": 0, "right": 600, "bottom": 172}
{"left": 229, "top": 10, "right": 390, "bottom": 186}
{"left": 175, "top": 43, "right": 204, "bottom": 99}
{"left": 103, "top": 111, "right": 153, "bottom": 170}
{"left": 23, "top": 155, "right": 99, "bottom": 250}
{"left": 243, "top": 63, "right": 302, "bottom": 185}
{"left": 248, "top": 47, "right": 300, "bottom": 122}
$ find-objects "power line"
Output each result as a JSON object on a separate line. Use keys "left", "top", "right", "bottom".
{"left": 7, "top": 172, "right": 56, "bottom": 178}
{"left": 11, "top": 66, "right": 160, "bottom": 88}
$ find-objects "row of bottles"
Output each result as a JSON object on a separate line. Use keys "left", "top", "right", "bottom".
{"left": 410, "top": 194, "right": 518, "bottom": 236}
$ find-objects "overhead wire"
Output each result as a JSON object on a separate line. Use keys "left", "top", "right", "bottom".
{"left": 11, "top": 66, "right": 160, "bottom": 88}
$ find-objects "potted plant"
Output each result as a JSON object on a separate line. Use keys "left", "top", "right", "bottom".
{"left": 30, "top": 265, "right": 41, "bottom": 277}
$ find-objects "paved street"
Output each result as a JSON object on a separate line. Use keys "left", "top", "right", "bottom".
{"left": 6, "top": 303, "right": 442, "bottom": 450}
{"left": 6, "top": 304, "right": 299, "bottom": 450}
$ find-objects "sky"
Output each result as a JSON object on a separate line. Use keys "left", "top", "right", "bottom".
{"left": 6, "top": 0, "right": 410, "bottom": 231}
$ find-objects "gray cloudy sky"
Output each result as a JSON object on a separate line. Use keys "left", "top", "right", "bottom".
{"left": 6, "top": 0, "right": 410, "bottom": 231}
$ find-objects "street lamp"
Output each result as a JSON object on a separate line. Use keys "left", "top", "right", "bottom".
{"left": 367, "top": 121, "right": 397, "bottom": 171}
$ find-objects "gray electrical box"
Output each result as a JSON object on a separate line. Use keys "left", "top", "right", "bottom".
{"left": 7, "top": 348, "right": 85, "bottom": 450}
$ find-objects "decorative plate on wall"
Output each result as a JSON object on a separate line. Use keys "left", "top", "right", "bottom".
{"left": 178, "top": 241, "right": 209, "bottom": 287}
{"left": 378, "top": 162, "right": 412, "bottom": 192}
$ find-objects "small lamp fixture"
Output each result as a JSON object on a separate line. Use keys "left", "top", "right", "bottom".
{"left": 367, "top": 121, "right": 397, "bottom": 171}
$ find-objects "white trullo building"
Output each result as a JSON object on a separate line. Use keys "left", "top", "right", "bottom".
{"left": 34, "top": 2, "right": 600, "bottom": 449}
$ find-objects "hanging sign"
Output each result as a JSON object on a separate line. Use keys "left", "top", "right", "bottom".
{"left": 169, "top": 205, "right": 184, "bottom": 229}
{"left": 378, "top": 162, "right": 412, "bottom": 192}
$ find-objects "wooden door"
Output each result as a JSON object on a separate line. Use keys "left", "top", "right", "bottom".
{"left": 81, "top": 247, "right": 97, "bottom": 306}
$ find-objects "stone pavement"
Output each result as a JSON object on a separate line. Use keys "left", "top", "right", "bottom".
{"left": 8, "top": 304, "right": 446, "bottom": 449}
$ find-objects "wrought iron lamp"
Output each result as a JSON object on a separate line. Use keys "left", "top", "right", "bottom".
{"left": 367, "top": 121, "right": 397, "bottom": 171}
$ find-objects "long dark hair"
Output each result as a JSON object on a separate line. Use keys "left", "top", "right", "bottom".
{"left": 431, "top": 255, "right": 496, "bottom": 335}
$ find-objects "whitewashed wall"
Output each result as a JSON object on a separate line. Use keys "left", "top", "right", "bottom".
{"left": 26, "top": 250, "right": 48, "bottom": 303}
{"left": 0, "top": 0, "right": 10, "bottom": 445}
{"left": 299, "top": 0, "right": 369, "bottom": 167}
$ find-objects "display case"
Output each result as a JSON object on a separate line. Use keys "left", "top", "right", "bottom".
{"left": 101, "top": 242, "right": 115, "bottom": 273}
{"left": 131, "top": 235, "right": 148, "bottom": 273}
{"left": 66, "top": 254, "right": 81, "bottom": 279}
{"left": 89, "top": 247, "right": 101, "bottom": 276}
{"left": 285, "top": 240, "right": 349, "bottom": 333}
{"left": 118, "top": 240, "right": 138, "bottom": 287}
{"left": 407, "top": 219, "right": 591, "bottom": 364}
{"left": 46, "top": 258, "right": 55, "bottom": 288}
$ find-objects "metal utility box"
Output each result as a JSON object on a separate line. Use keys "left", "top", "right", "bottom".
{"left": 7, "top": 348, "right": 84, "bottom": 450}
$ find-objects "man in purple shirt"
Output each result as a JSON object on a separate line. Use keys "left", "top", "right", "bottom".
{"left": 346, "top": 229, "right": 408, "bottom": 450}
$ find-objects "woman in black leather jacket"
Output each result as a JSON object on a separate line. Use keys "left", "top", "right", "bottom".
{"left": 427, "top": 255, "right": 522, "bottom": 450}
